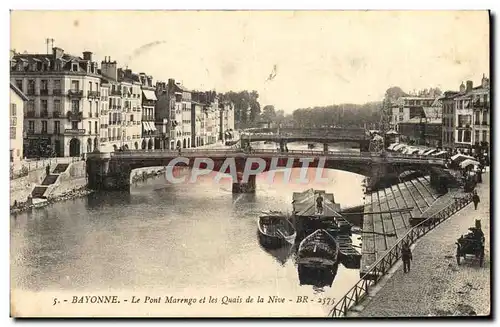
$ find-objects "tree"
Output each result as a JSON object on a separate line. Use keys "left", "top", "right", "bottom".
{"left": 261, "top": 105, "right": 276, "bottom": 122}
{"left": 385, "top": 86, "right": 408, "bottom": 102}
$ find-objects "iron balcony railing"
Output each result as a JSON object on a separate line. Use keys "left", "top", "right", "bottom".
{"left": 329, "top": 193, "right": 474, "bottom": 317}
{"left": 67, "top": 89, "right": 84, "bottom": 97}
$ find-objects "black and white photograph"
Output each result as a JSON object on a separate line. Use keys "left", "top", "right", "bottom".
{"left": 8, "top": 9, "right": 491, "bottom": 318}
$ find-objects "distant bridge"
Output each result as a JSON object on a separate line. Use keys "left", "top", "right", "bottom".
{"left": 86, "top": 149, "right": 446, "bottom": 193}
{"left": 240, "top": 127, "right": 371, "bottom": 151}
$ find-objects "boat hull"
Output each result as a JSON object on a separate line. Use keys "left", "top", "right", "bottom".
{"left": 258, "top": 216, "right": 297, "bottom": 249}
{"left": 297, "top": 229, "right": 340, "bottom": 267}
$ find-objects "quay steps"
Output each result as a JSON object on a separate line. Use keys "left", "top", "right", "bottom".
{"left": 52, "top": 163, "right": 69, "bottom": 174}
{"left": 31, "top": 186, "right": 49, "bottom": 199}
{"left": 41, "top": 174, "right": 59, "bottom": 185}
{"left": 360, "top": 174, "right": 444, "bottom": 279}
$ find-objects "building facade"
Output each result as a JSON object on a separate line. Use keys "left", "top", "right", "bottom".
{"left": 390, "top": 96, "right": 437, "bottom": 132}
{"left": 139, "top": 73, "right": 158, "bottom": 148}
{"left": 11, "top": 47, "right": 102, "bottom": 158}
{"left": 10, "top": 83, "right": 28, "bottom": 166}
{"left": 441, "top": 76, "right": 490, "bottom": 154}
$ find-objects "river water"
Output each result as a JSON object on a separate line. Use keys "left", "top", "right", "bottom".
{"left": 10, "top": 143, "right": 365, "bottom": 317}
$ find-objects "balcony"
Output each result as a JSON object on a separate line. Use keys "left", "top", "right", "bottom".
{"left": 53, "top": 111, "right": 62, "bottom": 118}
{"left": 52, "top": 89, "right": 62, "bottom": 96}
{"left": 100, "top": 137, "right": 107, "bottom": 142}
{"left": 40, "top": 89, "right": 49, "bottom": 96}
{"left": 111, "top": 90, "right": 122, "bottom": 96}
{"left": 87, "top": 90, "right": 101, "bottom": 99}
{"left": 27, "top": 89, "right": 35, "bottom": 96}
{"left": 64, "top": 128, "right": 86, "bottom": 135}
{"left": 482, "top": 121, "right": 489, "bottom": 126}
{"left": 101, "top": 124, "right": 108, "bottom": 129}
{"left": 67, "top": 89, "right": 84, "bottom": 98}
{"left": 25, "top": 111, "right": 35, "bottom": 118}
{"left": 40, "top": 110, "right": 49, "bottom": 118}
{"left": 66, "top": 111, "right": 84, "bottom": 121}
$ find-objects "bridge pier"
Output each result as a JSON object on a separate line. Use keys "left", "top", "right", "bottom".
{"left": 86, "top": 152, "right": 132, "bottom": 191}
{"left": 279, "top": 140, "right": 286, "bottom": 153}
{"left": 232, "top": 175, "right": 256, "bottom": 193}
{"left": 323, "top": 143, "right": 329, "bottom": 152}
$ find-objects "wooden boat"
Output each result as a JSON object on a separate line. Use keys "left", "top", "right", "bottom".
{"left": 297, "top": 229, "right": 339, "bottom": 268}
{"left": 258, "top": 214, "right": 297, "bottom": 248}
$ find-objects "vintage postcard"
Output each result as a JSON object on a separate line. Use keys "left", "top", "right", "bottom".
{"left": 9, "top": 10, "right": 491, "bottom": 318}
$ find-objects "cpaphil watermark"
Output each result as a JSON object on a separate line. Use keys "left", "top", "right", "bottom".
{"left": 164, "top": 156, "right": 330, "bottom": 184}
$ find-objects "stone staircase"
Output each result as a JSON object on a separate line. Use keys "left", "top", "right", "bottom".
{"left": 30, "top": 163, "right": 70, "bottom": 199}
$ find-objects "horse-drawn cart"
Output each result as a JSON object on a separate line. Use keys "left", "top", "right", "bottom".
{"left": 456, "top": 220, "right": 485, "bottom": 267}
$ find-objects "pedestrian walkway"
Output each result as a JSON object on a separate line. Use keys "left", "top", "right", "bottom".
{"left": 354, "top": 173, "right": 490, "bottom": 317}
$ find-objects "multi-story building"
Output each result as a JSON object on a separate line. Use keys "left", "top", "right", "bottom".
{"left": 441, "top": 76, "right": 490, "bottom": 155}
{"left": 11, "top": 47, "right": 102, "bottom": 157}
{"left": 139, "top": 73, "right": 158, "bottom": 148}
{"left": 390, "top": 96, "right": 437, "bottom": 132}
{"left": 10, "top": 82, "right": 28, "bottom": 166}
{"left": 155, "top": 79, "right": 192, "bottom": 150}
{"left": 98, "top": 80, "right": 111, "bottom": 151}
{"left": 191, "top": 101, "right": 203, "bottom": 147}
{"left": 101, "top": 57, "right": 144, "bottom": 150}
{"left": 219, "top": 100, "right": 235, "bottom": 141}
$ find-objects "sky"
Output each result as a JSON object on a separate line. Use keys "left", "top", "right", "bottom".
{"left": 10, "top": 10, "right": 490, "bottom": 113}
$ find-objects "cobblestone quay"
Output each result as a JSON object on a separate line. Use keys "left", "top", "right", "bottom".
{"left": 355, "top": 173, "right": 490, "bottom": 317}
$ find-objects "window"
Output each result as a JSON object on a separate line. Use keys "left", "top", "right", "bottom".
{"left": 16, "top": 149, "right": 20, "bottom": 158}
{"left": 10, "top": 104, "right": 16, "bottom": 116}
{"left": 88, "top": 122, "right": 92, "bottom": 134}
{"left": 41, "top": 100, "right": 48, "bottom": 111}
{"left": 28, "top": 121, "right": 34, "bottom": 132}
{"left": 10, "top": 117, "right": 16, "bottom": 127}
{"left": 89, "top": 81, "right": 93, "bottom": 91}
{"left": 475, "top": 111, "right": 480, "bottom": 124}
{"left": 463, "top": 130, "right": 471, "bottom": 143}
{"left": 95, "top": 82, "right": 99, "bottom": 90}
{"left": 475, "top": 130, "right": 480, "bottom": 142}
{"left": 130, "top": 115, "right": 134, "bottom": 121}
{"left": 95, "top": 122, "right": 98, "bottom": 133}
{"left": 71, "top": 80, "right": 80, "bottom": 91}
{"left": 41, "top": 80, "right": 48, "bottom": 91}
{"left": 482, "top": 112, "right": 488, "bottom": 124}
{"left": 42, "top": 121, "right": 48, "bottom": 133}
{"left": 27, "top": 100, "right": 34, "bottom": 112}
{"left": 54, "top": 100, "right": 61, "bottom": 113}
{"left": 458, "top": 115, "right": 471, "bottom": 127}
{"left": 89, "top": 101, "right": 93, "bottom": 115}
{"left": 72, "top": 100, "right": 79, "bottom": 111}
{"left": 10, "top": 127, "right": 15, "bottom": 139}
{"left": 15, "top": 80, "right": 22, "bottom": 90}
{"left": 27, "top": 80, "right": 35, "bottom": 94}
{"left": 482, "top": 130, "right": 488, "bottom": 143}
{"left": 72, "top": 121, "right": 78, "bottom": 129}
{"left": 72, "top": 63, "right": 78, "bottom": 72}
{"left": 54, "top": 80, "right": 61, "bottom": 91}
{"left": 54, "top": 121, "right": 60, "bottom": 134}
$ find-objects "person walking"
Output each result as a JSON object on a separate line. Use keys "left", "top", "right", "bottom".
{"left": 45, "top": 164, "right": 50, "bottom": 177}
{"left": 402, "top": 243, "right": 412, "bottom": 273}
{"left": 472, "top": 190, "right": 480, "bottom": 210}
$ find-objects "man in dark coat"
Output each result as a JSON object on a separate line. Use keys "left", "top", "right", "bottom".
{"left": 402, "top": 243, "right": 413, "bottom": 273}
{"left": 472, "top": 191, "right": 480, "bottom": 210}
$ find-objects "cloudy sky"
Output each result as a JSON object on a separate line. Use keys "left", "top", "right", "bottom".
{"left": 10, "top": 10, "right": 489, "bottom": 113}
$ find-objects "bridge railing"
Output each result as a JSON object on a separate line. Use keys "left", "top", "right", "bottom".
{"left": 109, "top": 149, "right": 445, "bottom": 164}
{"left": 328, "top": 192, "right": 473, "bottom": 318}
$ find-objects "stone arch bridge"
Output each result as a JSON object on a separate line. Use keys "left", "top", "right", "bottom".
{"left": 86, "top": 149, "right": 446, "bottom": 193}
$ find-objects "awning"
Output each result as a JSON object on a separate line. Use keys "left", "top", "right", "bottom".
{"left": 142, "top": 122, "right": 151, "bottom": 132}
{"left": 142, "top": 90, "right": 157, "bottom": 101}
{"left": 149, "top": 122, "right": 157, "bottom": 131}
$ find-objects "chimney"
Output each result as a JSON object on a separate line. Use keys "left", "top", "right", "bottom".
{"left": 100, "top": 56, "right": 118, "bottom": 80}
{"left": 83, "top": 51, "right": 93, "bottom": 61}
{"left": 466, "top": 80, "right": 473, "bottom": 92}
{"left": 481, "top": 74, "right": 489, "bottom": 88}
{"left": 52, "top": 47, "right": 64, "bottom": 60}
{"left": 168, "top": 78, "right": 175, "bottom": 88}
{"left": 459, "top": 81, "right": 465, "bottom": 93}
